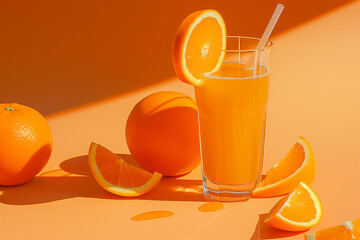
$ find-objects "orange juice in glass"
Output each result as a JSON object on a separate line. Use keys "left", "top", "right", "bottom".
{"left": 195, "top": 36, "right": 272, "bottom": 201}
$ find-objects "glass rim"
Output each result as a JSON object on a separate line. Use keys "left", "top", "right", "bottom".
{"left": 210, "top": 36, "right": 273, "bottom": 53}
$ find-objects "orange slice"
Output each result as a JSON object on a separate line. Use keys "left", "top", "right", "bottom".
{"left": 88, "top": 142, "right": 162, "bottom": 197}
{"left": 252, "top": 136, "right": 315, "bottom": 197}
{"left": 265, "top": 182, "right": 323, "bottom": 231}
{"left": 305, "top": 218, "right": 360, "bottom": 240}
{"left": 172, "top": 9, "right": 227, "bottom": 86}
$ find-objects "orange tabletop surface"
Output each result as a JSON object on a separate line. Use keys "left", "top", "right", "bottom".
{"left": 1, "top": 1, "right": 360, "bottom": 239}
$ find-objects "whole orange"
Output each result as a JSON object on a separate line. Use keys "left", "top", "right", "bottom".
{"left": 0, "top": 103, "right": 53, "bottom": 186}
{"left": 125, "top": 91, "right": 200, "bottom": 176}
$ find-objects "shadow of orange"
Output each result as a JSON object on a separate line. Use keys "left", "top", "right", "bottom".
{"left": 0, "top": 0, "right": 354, "bottom": 116}
{"left": 0, "top": 154, "right": 206, "bottom": 205}
{"left": 59, "top": 155, "right": 92, "bottom": 176}
{"left": 250, "top": 213, "right": 307, "bottom": 239}
{"left": 0, "top": 175, "right": 106, "bottom": 205}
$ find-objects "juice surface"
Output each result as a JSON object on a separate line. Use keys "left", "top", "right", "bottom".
{"left": 195, "top": 63, "right": 270, "bottom": 186}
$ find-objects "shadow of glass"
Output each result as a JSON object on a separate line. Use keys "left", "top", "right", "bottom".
{"left": 138, "top": 177, "right": 205, "bottom": 201}
{"left": 0, "top": 154, "right": 206, "bottom": 205}
{"left": 250, "top": 213, "right": 307, "bottom": 239}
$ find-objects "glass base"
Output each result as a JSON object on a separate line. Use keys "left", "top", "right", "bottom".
{"left": 202, "top": 177, "right": 257, "bottom": 202}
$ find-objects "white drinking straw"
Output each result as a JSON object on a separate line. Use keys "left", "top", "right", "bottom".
{"left": 245, "top": 3, "right": 284, "bottom": 69}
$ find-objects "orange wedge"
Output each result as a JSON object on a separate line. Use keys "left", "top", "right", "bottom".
{"left": 305, "top": 218, "right": 360, "bottom": 240}
{"left": 265, "top": 182, "right": 323, "bottom": 231}
{"left": 88, "top": 142, "right": 162, "bottom": 197}
{"left": 252, "top": 136, "right": 315, "bottom": 197}
{"left": 172, "top": 9, "right": 227, "bottom": 86}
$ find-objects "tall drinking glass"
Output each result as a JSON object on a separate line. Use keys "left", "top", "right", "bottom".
{"left": 195, "top": 36, "right": 272, "bottom": 201}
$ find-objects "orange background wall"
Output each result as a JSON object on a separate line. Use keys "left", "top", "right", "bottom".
{"left": 0, "top": 0, "right": 353, "bottom": 115}
{"left": 1, "top": 1, "right": 360, "bottom": 239}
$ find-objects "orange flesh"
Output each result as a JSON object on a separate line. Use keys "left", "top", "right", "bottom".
{"left": 267, "top": 184, "right": 317, "bottom": 222}
{"left": 259, "top": 143, "right": 305, "bottom": 187}
{"left": 185, "top": 17, "right": 223, "bottom": 79}
{"left": 313, "top": 225, "right": 352, "bottom": 239}
{"left": 131, "top": 211, "right": 174, "bottom": 221}
{"left": 354, "top": 219, "right": 360, "bottom": 237}
{"left": 280, "top": 185, "right": 317, "bottom": 222}
{"left": 308, "top": 218, "right": 360, "bottom": 239}
{"left": 199, "top": 202, "right": 224, "bottom": 212}
{"left": 95, "top": 144, "right": 152, "bottom": 188}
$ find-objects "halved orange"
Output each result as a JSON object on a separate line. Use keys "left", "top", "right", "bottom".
{"left": 252, "top": 136, "right": 315, "bottom": 197}
{"left": 305, "top": 218, "right": 360, "bottom": 240}
{"left": 265, "top": 182, "right": 323, "bottom": 231}
{"left": 172, "top": 9, "right": 227, "bottom": 86}
{"left": 88, "top": 142, "right": 162, "bottom": 197}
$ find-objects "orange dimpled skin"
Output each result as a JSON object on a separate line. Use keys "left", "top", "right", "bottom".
{"left": 125, "top": 91, "right": 201, "bottom": 176}
{"left": 0, "top": 103, "right": 53, "bottom": 186}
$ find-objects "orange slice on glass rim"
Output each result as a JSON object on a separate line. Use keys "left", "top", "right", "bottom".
{"left": 265, "top": 182, "right": 323, "bottom": 232}
{"left": 88, "top": 142, "right": 162, "bottom": 197}
{"left": 172, "top": 9, "right": 227, "bottom": 86}
{"left": 252, "top": 136, "right": 315, "bottom": 197}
